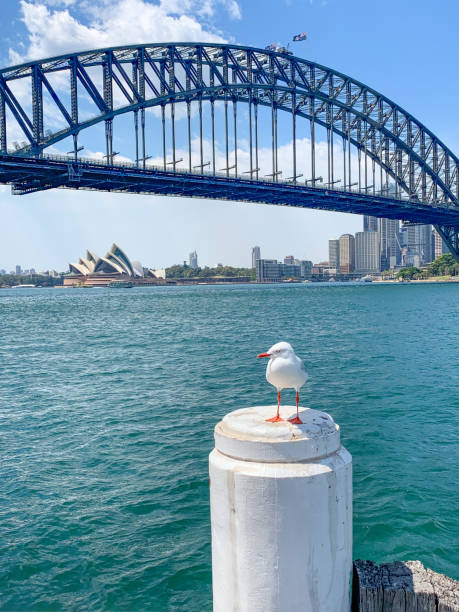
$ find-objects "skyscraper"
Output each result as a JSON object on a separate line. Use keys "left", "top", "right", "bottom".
{"left": 339, "top": 234, "right": 355, "bottom": 273}
{"left": 355, "top": 231, "right": 380, "bottom": 274}
{"left": 363, "top": 215, "right": 378, "bottom": 232}
{"left": 432, "top": 228, "right": 448, "bottom": 259}
{"left": 189, "top": 250, "right": 198, "bottom": 269}
{"left": 379, "top": 218, "right": 400, "bottom": 270}
{"left": 363, "top": 215, "right": 400, "bottom": 270}
{"left": 403, "top": 224, "right": 433, "bottom": 265}
{"left": 328, "top": 239, "right": 340, "bottom": 270}
{"left": 251, "top": 246, "right": 261, "bottom": 269}
{"left": 417, "top": 225, "right": 433, "bottom": 264}
{"left": 284, "top": 255, "right": 295, "bottom": 265}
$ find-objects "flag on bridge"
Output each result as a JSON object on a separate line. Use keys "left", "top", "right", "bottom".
{"left": 265, "top": 43, "right": 277, "bottom": 51}
{"left": 293, "top": 32, "right": 307, "bottom": 42}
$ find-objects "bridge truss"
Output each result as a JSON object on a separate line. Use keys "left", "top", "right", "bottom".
{"left": 0, "top": 43, "right": 458, "bottom": 259}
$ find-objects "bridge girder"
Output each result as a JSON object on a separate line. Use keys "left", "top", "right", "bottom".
{"left": 0, "top": 43, "right": 458, "bottom": 260}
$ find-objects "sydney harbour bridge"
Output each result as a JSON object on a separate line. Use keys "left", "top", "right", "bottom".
{"left": 0, "top": 42, "right": 458, "bottom": 260}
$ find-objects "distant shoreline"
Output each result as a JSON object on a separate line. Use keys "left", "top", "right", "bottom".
{"left": 2, "top": 277, "right": 459, "bottom": 288}
{"left": 374, "top": 277, "right": 459, "bottom": 284}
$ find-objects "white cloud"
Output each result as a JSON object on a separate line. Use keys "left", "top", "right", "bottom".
{"left": 39, "top": 0, "right": 77, "bottom": 6}
{"left": 158, "top": 0, "right": 241, "bottom": 20}
{"left": 11, "top": 0, "right": 239, "bottom": 63}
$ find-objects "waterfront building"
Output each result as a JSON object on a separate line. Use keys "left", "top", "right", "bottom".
{"left": 284, "top": 255, "right": 295, "bottom": 265}
{"left": 65, "top": 243, "right": 149, "bottom": 287}
{"left": 251, "top": 246, "right": 261, "bottom": 268}
{"left": 339, "top": 234, "right": 355, "bottom": 273}
{"left": 189, "top": 250, "right": 198, "bottom": 269}
{"left": 150, "top": 268, "right": 166, "bottom": 279}
{"left": 256, "top": 258, "right": 312, "bottom": 282}
{"left": 283, "top": 264, "right": 301, "bottom": 278}
{"left": 355, "top": 231, "right": 380, "bottom": 274}
{"left": 328, "top": 239, "right": 340, "bottom": 270}
{"left": 300, "top": 260, "right": 313, "bottom": 279}
{"left": 312, "top": 262, "right": 333, "bottom": 278}
{"left": 256, "top": 259, "right": 282, "bottom": 282}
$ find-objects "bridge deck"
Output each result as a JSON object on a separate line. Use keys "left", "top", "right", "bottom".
{"left": 1, "top": 154, "right": 458, "bottom": 227}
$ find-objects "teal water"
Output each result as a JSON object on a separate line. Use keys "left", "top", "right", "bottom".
{"left": 1, "top": 283, "right": 458, "bottom": 610}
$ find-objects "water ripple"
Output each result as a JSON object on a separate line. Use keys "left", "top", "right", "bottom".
{"left": 1, "top": 283, "right": 458, "bottom": 610}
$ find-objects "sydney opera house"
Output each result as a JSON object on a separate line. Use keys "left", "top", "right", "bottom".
{"left": 64, "top": 243, "right": 164, "bottom": 287}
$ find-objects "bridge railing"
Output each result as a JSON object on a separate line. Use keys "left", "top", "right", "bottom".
{"left": 20, "top": 152, "right": 450, "bottom": 209}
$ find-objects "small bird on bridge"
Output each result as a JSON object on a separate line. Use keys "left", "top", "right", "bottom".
{"left": 257, "top": 342, "right": 308, "bottom": 424}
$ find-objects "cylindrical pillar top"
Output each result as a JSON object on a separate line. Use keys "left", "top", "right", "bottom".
{"left": 214, "top": 405, "right": 340, "bottom": 463}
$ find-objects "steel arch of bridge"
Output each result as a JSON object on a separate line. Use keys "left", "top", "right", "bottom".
{"left": 0, "top": 42, "right": 458, "bottom": 259}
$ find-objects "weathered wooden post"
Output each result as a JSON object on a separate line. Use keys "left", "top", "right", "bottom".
{"left": 209, "top": 405, "right": 352, "bottom": 612}
{"left": 353, "top": 560, "right": 459, "bottom": 611}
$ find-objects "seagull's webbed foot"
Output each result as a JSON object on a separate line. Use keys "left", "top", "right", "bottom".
{"left": 288, "top": 390, "right": 303, "bottom": 424}
{"left": 266, "top": 415, "right": 284, "bottom": 423}
{"left": 266, "top": 390, "right": 283, "bottom": 422}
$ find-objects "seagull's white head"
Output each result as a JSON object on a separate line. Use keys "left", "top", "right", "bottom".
{"left": 258, "top": 341, "right": 294, "bottom": 360}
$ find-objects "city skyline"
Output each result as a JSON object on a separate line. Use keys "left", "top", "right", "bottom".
{"left": 3, "top": 217, "right": 443, "bottom": 276}
{"left": 1, "top": 0, "right": 458, "bottom": 271}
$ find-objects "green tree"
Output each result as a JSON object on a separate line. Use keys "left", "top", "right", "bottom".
{"left": 165, "top": 264, "right": 255, "bottom": 280}
{"left": 427, "top": 254, "right": 459, "bottom": 277}
{"left": 396, "top": 266, "right": 422, "bottom": 280}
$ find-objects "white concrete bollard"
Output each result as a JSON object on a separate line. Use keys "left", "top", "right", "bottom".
{"left": 209, "top": 405, "right": 352, "bottom": 612}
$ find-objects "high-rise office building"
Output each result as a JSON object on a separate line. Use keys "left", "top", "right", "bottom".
{"left": 189, "top": 250, "right": 198, "bottom": 269}
{"left": 379, "top": 218, "right": 400, "bottom": 270}
{"left": 363, "top": 215, "right": 378, "bottom": 232}
{"left": 432, "top": 229, "right": 448, "bottom": 259}
{"left": 403, "top": 224, "right": 433, "bottom": 266}
{"left": 363, "top": 215, "right": 400, "bottom": 269}
{"left": 251, "top": 246, "right": 261, "bottom": 268}
{"left": 355, "top": 231, "right": 380, "bottom": 274}
{"left": 339, "top": 234, "right": 355, "bottom": 273}
{"left": 418, "top": 225, "right": 433, "bottom": 264}
{"left": 284, "top": 255, "right": 295, "bottom": 265}
{"left": 15, "top": 265, "right": 22, "bottom": 275}
{"left": 328, "top": 239, "right": 340, "bottom": 270}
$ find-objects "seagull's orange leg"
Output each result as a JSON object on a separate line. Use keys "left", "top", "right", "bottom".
{"left": 288, "top": 390, "right": 303, "bottom": 424}
{"left": 266, "top": 390, "right": 283, "bottom": 422}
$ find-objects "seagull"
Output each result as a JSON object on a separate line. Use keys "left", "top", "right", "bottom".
{"left": 257, "top": 341, "right": 308, "bottom": 424}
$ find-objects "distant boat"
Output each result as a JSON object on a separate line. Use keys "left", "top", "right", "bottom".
{"left": 359, "top": 276, "right": 373, "bottom": 283}
{"left": 11, "top": 284, "right": 35, "bottom": 288}
{"left": 108, "top": 280, "right": 133, "bottom": 288}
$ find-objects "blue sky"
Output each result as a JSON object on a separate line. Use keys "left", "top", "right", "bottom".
{"left": 1, "top": 0, "right": 458, "bottom": 271}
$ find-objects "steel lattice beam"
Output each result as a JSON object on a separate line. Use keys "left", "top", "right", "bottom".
{"left": 0, "top": 42, "right": 458, "bottom": 259}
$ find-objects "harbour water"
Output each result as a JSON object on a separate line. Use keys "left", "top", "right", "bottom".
{"left": 1, "top": 283, "right": 458, "bottom": 610}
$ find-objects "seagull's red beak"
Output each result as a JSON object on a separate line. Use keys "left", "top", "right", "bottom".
{"left": 257, "top": 352, "right": 271, "bottom": 358}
